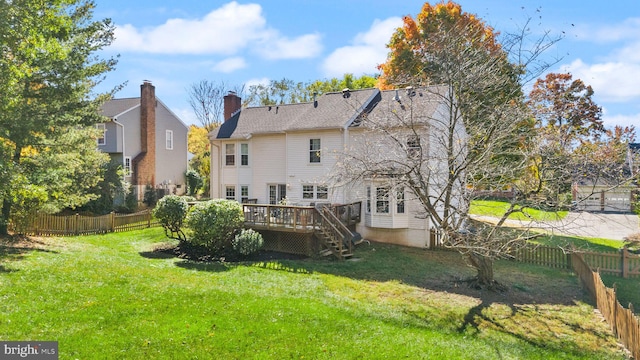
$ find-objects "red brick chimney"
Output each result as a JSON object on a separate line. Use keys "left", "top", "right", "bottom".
{"left": 223, "top": 91, "right": 242, "bottom": 121}
{"left": 135, "top": 80, "right": 156, "bottom": 186}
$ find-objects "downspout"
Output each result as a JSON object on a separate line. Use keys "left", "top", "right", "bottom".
{"left": 113, "top": 118, "right": 126, "bottom": 183}
{"left": 210, "top": 141, "right": 221, "bottom": 199}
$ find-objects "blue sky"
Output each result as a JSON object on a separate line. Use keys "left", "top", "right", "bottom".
{"left": 93, "top": 0, "right": 640, "bottom": 130}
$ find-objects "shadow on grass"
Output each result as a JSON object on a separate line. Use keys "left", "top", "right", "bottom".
{"left": 0, "top": 235, "right": 59, "bottom": 273}
{"left": 174, "top": 260, "right": 230, "bottom": 272}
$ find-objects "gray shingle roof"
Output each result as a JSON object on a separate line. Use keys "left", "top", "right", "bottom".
{"left": 212, "top": 86, "right": 448, "bottom": 139}
{"left": 100, "top": 98, "right": 140, "bottom": 118}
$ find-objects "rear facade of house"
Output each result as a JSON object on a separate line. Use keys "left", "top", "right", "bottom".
{"left": 209, "top": 87, "right": 464, "bottom": 248}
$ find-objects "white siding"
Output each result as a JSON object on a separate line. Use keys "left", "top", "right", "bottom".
{"left": 251, "top": 134, "right": 287, "bottom": 203}
{"left": 286, "top": 130, "right": 345, "bottom": 205}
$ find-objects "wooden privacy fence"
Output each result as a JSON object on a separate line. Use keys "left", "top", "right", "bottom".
{"left": 18, "top": 210, "right": 159, "bottom": 236}
{"left": 571, "top": 253, "right": 640, "bottom": 360}
{"left": 510, "top": 245, "right": 640, "bottom": 279}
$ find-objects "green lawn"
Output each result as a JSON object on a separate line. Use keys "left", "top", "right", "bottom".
{"left": 0, "top": 228, "right": 628, "bottom": 359}
{"left": 470, "top": 200, "right": 568, "bottom": 221}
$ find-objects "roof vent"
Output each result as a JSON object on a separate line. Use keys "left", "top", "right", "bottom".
{"left": 342, "top": 88, "right": 351, "bottom": 99}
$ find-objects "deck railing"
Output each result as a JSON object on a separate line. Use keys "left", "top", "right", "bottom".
{"left": 242, "top": 204, "right": 317, "bottom": 232}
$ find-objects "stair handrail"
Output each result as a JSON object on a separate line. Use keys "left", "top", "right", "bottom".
{"left": 320, "top": 206, "right": 354, "bottom": 255}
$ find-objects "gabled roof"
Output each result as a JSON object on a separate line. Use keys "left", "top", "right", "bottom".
{"left": 100, "top": 96, "right": 189, "bottom": 130}
{"left": 211, "top": 86, "right": 447, "bottom": 140}
{"left": 100, "top": 97, "right": 140, "bottom": 118}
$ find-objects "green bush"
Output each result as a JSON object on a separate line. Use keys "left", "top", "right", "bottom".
{"left": 185, "top": 199, "right": 244, "bottom": 253}
{"left": 153, "top": 195, "right": 188, "bottom": 242}
{"left": 185, "top": 169, "right": 203, "bottom": 196}
{"left": 143, "top": 184, "right": 158, "bottom": 207}
{"left": 232, "top": 229, "right": 264, "bottom": 256}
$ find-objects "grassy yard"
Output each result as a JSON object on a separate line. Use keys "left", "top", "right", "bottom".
{"left": 0, "top": 228, "right": 630, "bottom": 359}
{"left": 470, "top": 200, "right": 568, "bottom": 221}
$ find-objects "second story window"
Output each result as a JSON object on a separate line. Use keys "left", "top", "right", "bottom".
{"left": 407, "top": 135, "right": 420, "bottom": 158}
{"left": 240, "top": 143, "right": 249, "bottom": 166}
{"left": 309, "top": 138, "right": 321, "bottom": 163}
{"left": 166, "top": 130, "right": 173, "bottom": 150}
{"left": 225, "top": 144, "right": 235, "bottom": 166}
{"left": 96, "top": 124, "right": 106, "bottom": 145}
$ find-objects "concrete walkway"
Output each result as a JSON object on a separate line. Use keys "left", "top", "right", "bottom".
{"left": 471, "top": 212, "right": 640, "bottom": 241}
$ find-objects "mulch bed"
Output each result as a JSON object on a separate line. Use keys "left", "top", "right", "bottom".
{"left": 154, "top": 241, "right": 308, "bottom": 263}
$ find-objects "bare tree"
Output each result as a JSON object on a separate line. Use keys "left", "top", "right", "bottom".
{"left": 333, "top": 3, "right": 575, "bottom": 289}
{"left": 187, "top": 80, "right": 244, "bottom": 130}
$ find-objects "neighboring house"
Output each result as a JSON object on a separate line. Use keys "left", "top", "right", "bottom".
{"left": 209, "top": 87, "right": 465, "bottom": 248}
{"left": 572, "top": 142, "right": 640, "bottom": 213}
{"left": 99, "top": 81, "right": 188, "bottom": 200}
{"left": 572, "top": 179, "right": 637, "bottom": 212}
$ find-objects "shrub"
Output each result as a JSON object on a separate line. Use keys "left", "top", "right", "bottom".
{"left": 185, "top": 199, "right": 244, "bottom": 253}
{"left": 232, "top": 229, "right": 264, "bottom": 256}
{"left": 153, "top": 195, "right": 188, "bottom": 241}
{"left": 143, "top": 184, "right": 158, "bottom": 207}
{"left": 185, "top": 169, "right": 203, "bottom": 196}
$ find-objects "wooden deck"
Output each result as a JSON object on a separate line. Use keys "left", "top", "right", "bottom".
{"left": 242, "top": 202, "right": 362, "bottom": 258}
{"left": 243, "top": 204, "right": 317, "bottom": 233}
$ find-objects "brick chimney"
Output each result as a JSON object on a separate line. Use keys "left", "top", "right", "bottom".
{"left": 135, "top": 80, "right": 156, "bottom": 186}
{"left": 223, "top": 91, "right": 242, "bottom": 121}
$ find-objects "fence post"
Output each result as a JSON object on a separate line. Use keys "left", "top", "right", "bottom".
{"left": 146, "top": 210, "right": 151, "bottom": 228}
{"left": 621, "top": 247, "right": 629, "bottom": 279}
{"left": 110, "top": 212, "right": 115, "bottom": 232}
{"left": 74, "top": 213, "right": 79, "bottom": 235}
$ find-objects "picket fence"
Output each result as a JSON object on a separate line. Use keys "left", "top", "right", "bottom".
{"left": 571, "top": 253, "right": 640, "bottom": 360}
{"left": 17, "top": 210, "right": 159, "bottom": 236}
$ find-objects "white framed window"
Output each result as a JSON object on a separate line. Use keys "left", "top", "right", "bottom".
{"left": 396, "top": 187, "right": 405, "bottom": 214}
{"left": 165, "top": 130, "right": 173, "bottom": 150}
{"left": 366, "top": 187, "right": 371, "bottom": 214}
{"left": 225, "top": 144, "right": 235, "bottom": 166}
{"left": 407, "top": 135, "right": 420, "bottom": 158}
{"left": 376, "top": 187, "right": 390, "bottom": 214}
{"left": 309, "top": 138, "right": 321, "bottom": 163}
{"left": 225, "top": 186, "right": 236, "bottom": 201}
{"left": 317, "top": 186, "right": 328, "bottom": 200}
{"left": 302, "top": 185, "right": 328, "bottom": 200}
{"left": 240, "top": 185, "right": 249, "bottom": 203}
{"left": 240, "top": 143, "right": 249, "bottom": 166}
{"left": 124, "top": 157, "right": 131, "bottom": 177}
{"left": 96, "top": 123, "right": 106, "bottom": 145}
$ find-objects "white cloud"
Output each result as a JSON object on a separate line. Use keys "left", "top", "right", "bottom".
{"left": 212, "top": 57, "right": 247, "bottom": 73}
{"left": 322, "top": 17, "right": 402, "bottom": 78}
{"left": 601, "top": 110, "right": 640, "bottom": 130}
{"left": 574, "top": 17, "right": 640, "bottom": 43}
{"left": 110, "top": 1, "right": 322, "bottom": 60}
{"left": 255, "top": 33, "right": 323, "bottom": 60}
{"left": 561, "top": 59, "right": 640, "bottom": 105}
{"left": 244, "top": 77, "right": 270, "bottom": 88}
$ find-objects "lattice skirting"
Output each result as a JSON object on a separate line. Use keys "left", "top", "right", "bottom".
{"left": 258, "top": 230, "right": 320, "bottom": 257}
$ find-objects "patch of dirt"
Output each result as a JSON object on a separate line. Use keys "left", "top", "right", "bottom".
{"left": 153, "top": 242, "right": 309, "bottom": 263}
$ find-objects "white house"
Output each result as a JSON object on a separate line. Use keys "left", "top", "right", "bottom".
{"left": 209, "top": 87, "right": 465, "bottom": 248}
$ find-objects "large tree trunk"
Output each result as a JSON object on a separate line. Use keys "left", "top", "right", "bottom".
{"left": 465, "top": 253, "right": 505, "bottom": 291}
{"left": 1, "top": 199, "right": 10, "bottom": 235}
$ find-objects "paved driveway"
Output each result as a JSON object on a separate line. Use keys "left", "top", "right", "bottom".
{"left": 472, "top": 212, "right": 640, "bottom": 241}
